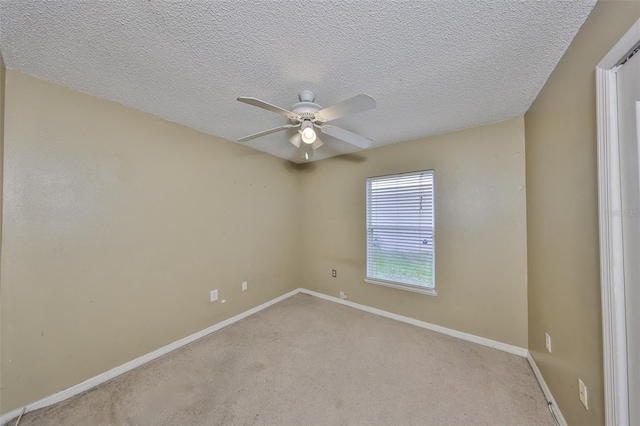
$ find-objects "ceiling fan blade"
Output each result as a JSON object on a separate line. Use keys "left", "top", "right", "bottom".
{"left": 319, "top": 125, "right": 373, "bottom": 149}
{"left": 238, "top": 124, "right": 297, "bottom": 142}
{"left": 315, "top": 94, "right": 376, "bottom": 122}
{"left": 237, "top": 97, "right": 299, "bottom": 121}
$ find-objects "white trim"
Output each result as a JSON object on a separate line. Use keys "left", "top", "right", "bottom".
{"left": 596, "top": 17, "right": 640, "bottom": 426}
{"left": 299, "top": 288, "right": 527, "bottom": 357}
{"left": 0, "top": 288, "right": 301, "bottom": 426}
{"left": 364, "top": 278, "right": 438, "bottom": 296}
{"left": 598, "top": 19, "right": 640, "bottom": 70}
{"left": 527, "top": 352, "right": 567, "bottom": 426}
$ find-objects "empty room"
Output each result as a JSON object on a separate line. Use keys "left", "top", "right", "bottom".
{"left": 0, "top": 1, "right": 639, "bottom": 425}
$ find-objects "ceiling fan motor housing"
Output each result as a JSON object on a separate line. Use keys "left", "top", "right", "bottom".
{"left": 290, "top": 90, "right": 327, "bottom": 124}
{"left": 291, "top": 102, "right": 322, "bottom": 122}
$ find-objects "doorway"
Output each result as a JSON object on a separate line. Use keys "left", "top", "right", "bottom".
{"left": 616, "top": 43, "right": 640, "bottom": 426}
{"left": 596, "top": 17, "right": 640, "bottom": 426}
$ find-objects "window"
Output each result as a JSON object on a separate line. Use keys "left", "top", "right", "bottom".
{"left": 365, "top": 170, "right": 435, "bottom": 295}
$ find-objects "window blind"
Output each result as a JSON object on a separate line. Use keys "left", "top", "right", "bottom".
{"left": 366, "top": 170, "right": 435, "bottom": 288}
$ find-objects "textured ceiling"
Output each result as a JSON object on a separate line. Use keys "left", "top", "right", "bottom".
{"left": 0, "top": 0, "right": 596, "bottom": 163}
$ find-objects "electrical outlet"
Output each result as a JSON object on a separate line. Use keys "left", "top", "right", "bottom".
{"left": 339, "top": 291, "right": 347, "bottom": 300}
{"left": 545, "top": 333, "right": 552, "bottom": 353}
{"left": 579, "top": 379, "right": 588, "bottom": 409}
{"left": 332, "top": 269, "right": 337, "bottom": 278}
{"left": 210, "top": 289, "right": 218, "bottom": 302}
{"left": 242, "top": 281, "right": 248, "bottom": 291}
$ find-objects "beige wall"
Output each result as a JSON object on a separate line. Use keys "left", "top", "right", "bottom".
{"left": 300, "top": 117, "right": 528, "bottom": 347}
{"left": 0, "top": 70, "right": 301, "bottom": 413}
{"left": 525, "top": 1, "right": 640, "bottom": 425}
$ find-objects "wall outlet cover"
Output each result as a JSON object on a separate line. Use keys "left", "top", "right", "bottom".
{"left": 210, "top": 289, "right": 218, "bottom": 302}
{"left": 242, "top": 281, "right": 247, "bottom": 291}
{"left": 545, "top": 333, "right": 551, "bottom": 353}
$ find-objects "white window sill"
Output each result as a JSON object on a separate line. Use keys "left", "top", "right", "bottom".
{"left": 364, "top": 278, "right": 438, "bottom": 296}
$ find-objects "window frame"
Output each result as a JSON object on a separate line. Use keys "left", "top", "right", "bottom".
{"left": 364, "top": 170, "right": 437, "bottom": 296}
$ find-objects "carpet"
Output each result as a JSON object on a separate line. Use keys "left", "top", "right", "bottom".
{"left": 16, "top": 293, "right": 554, "bottom": 425}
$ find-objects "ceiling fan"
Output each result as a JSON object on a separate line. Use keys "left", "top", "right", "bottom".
{"left": 236, "top": 90, "right": 376, "bottom": 160}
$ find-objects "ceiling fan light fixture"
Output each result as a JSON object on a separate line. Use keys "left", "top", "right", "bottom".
{"left": 300, "top": 121, "right": 316, "bottom": 144}
{"left": 300, "top": 142, "right": 314, "bottom": 160}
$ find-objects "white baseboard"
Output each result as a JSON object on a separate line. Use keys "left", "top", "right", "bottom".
{"left": 527, "top": 351, "right": 566, "bottom": 426}
{"left": 0, "top": 288, "right": 301, "bottom": 426}
{"left": 2, "top": 287, "right": 530, "bottom": 424}
{"left": 299, "top": 289, "right": 528, "bottom": 357}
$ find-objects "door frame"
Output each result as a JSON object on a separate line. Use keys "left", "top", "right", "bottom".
{"left": 596, "top": 17, "right": 640, "bottom": 426}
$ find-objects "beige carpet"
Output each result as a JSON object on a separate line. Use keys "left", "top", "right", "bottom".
{"left": 17, "top": 294, "right": 553, "bottom": 425}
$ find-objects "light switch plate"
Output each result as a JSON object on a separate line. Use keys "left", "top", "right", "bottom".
{"left": 579, "top": 379, "right": 588, "bottom": 409}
